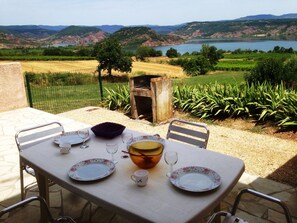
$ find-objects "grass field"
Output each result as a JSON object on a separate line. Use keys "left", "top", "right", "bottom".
{"left": 2, "top": 59, "right": 186, "bottom": 78}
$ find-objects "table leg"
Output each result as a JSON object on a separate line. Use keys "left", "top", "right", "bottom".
{"left": 35, "top": 172, "right": 49, "bottom": 222}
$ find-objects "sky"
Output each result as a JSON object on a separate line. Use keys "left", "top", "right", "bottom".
{"left": 1, "top": 0, "right": 297, "bottom": 26}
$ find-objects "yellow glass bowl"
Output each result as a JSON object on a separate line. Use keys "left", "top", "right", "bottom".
{"left": 128, "top": 135, "right": 164, "bottom": 169}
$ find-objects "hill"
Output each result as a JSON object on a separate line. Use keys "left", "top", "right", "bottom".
{"left": 0, "top": 25, "right": 57, "bottom": 39}
{"left": 172, "top": 18, "right": 297, "bottom": 40}
{"left": 237, "top": 13, "right": 297, "bottom": 20}
{"left": 44, "top": 26, "right": 109, "bottom": 46}
{"left": 110, "top": 26, "right": 183, "bottom": 48}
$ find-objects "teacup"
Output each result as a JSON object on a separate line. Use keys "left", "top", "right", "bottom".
{"left": 59, "top": 142, "right": 71, "bottom": 154}
{"left": 131, "top": 169, "right": 149, "bottom": 187}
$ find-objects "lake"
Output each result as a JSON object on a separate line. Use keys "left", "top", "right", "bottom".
{"left": 154, "top": 40, "right": 297, "bottom": 54}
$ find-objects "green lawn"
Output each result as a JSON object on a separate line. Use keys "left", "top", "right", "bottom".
{"left": 173, "top": 71, "right": 245, "bottom": 86}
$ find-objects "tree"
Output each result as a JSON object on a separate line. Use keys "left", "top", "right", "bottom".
{"left": 200, "top": 44, "right": 224, "bottom": 67}
{"left": 166, "top": 47, "right": 179, "bottom": 58}
{"left": 93, "top": 38, "right": 132, "bottom": 77}
{"left": 182, "top": 56, "right": 211, "bottom": 76}
{"left": 135, "top": 46, "right": 162, "bottom": 61}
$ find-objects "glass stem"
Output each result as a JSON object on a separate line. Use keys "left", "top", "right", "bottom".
{"left": 170, "top": 164, "right": 173, "bottom": 174}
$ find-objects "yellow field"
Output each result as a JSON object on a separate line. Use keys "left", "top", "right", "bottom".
{"left": 1, "top": 59, "right": 186, "bottom": 78}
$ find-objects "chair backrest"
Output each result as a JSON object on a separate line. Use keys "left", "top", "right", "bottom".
{"left": 0, "top": 196, "right": 76, "bottom": 223}
{"left": 207, "top": 188, "right": 293, "bottom": 223}
{"left": 15, "top": 121, "right": 64, "bottom": 151}
{"left": 166, "top": 119, "right": 210, "bottom": 149}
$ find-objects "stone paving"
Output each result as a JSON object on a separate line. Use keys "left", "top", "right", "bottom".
{"left": 0, "top": 107, "right": 296, "bottom": 223}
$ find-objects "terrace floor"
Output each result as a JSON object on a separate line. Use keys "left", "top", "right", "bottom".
{"left": 0, "top": 107, "right": 296, "bottom": 223}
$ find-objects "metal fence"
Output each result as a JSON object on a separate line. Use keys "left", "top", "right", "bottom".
{"left": 25, "top": 74, "right": 103, "bottom": 114}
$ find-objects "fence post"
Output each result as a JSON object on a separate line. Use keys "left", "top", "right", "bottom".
{"left": 98, "top": 66, "right": 103, "bottom": 100}
{"left": 25, "top": 74, "right": 33, "bottom": 108}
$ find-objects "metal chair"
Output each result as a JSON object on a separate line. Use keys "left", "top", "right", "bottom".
{"left": 15, "top": 121, "right": 65, "bottom": 200}
{"left": 166, "top": 119, "right": 210, "bottom": 149}
{"left": 0, "top": 196, "right": 76, "bottom": 223}
{"left": 207, "top": 188, "right": 293, "bottom": 223}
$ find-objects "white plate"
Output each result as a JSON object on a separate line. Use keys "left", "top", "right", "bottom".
{"left": 68, "top": 158, "right": 115, "bottom": 181}
{"left": 169, "top": 166, "right": 221, "bottom": 192}
{"left": 54, "top": 132, "right": 90, "bottom": 145}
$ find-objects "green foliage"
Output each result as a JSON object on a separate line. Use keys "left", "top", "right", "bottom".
{"left": 166, "top": 47, "right": 179, "bottom": 58}
{"left": 272, "top": 46, "right": 295, "bottom": 53}
{"left": 0, "top": 46, "right": 94, "bottom": 60}
{"left": 104, "top": 85, "right": 130, "bottom": 112}
{"left": 93, "top": 38, "right": 132, "bottom": 77}
{"left": 283, "top": 57, "right": 297, "bottom": 87}
{"left": 135, "top": 46, "right": 162, "bottom": 61}
{"left": 55, "top": 26, "right": 101, "bottom": 37}
{"left": 25, "top": 72, "right": 98, "bottom": 86}
{"left": 182, "top": 56, "right": 211, "bottom": 75}
{"left": 245, "top": 58, "right": 285, "bottom": 85}
{"left": 172, "top": 82, "right": 297, "bottom": 129}
{"left": 102, "top": 82, "right": 297, "bottom": 130}
{"left": 43, "top": 47, "right": 75, "bottom": 56}
{"left": 200, "top": 44, "right": 224, "bottom": 66}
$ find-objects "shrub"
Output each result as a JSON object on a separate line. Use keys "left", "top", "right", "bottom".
{"left": 283, "top": 57, "right": 297, "bottom": 88}
{"left": 182, "top": 56, "right": 211, "bottom": 75}
{"left": 166, "top": 48, "right": 179, "bottom": 58}
{"left": 245, "top": 58, "right": 284, "bottom": 85}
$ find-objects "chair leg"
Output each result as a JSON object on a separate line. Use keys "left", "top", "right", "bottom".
{"left": 213, "top": 203, "right": 221, "bottom": 223}
{"left": 59, "top": 188, "right": 64, "bottom": 216}
{"left": 20, "top": 161, "right": 25, "bottom": 200}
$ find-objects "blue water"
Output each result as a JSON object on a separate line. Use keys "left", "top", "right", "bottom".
{"left": 154, "top": 40, "right": 297, "bottom": 55}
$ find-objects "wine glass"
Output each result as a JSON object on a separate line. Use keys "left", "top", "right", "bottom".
{"left": 164, "top": 151, "right": 178, "bottom": 177}
{"left": 78, "top": 129, "right": 89, "bottom": 149}
{"left": 106, "top": 143, "right": 118, "bottom": 164}
{"left": 121, "top": 132, "right": 133, "bottom": 150}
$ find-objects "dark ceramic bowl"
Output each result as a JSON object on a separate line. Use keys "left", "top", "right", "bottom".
{"left": 91, "top": 122, "right": 125, "bottom": 139}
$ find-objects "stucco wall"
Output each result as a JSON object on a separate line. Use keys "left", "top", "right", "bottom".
{"left": 0, "top": 62, "right": 27, "bottom": 112}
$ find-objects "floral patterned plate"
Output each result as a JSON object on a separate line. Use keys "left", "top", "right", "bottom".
{"left": 169, "top": 166, "right": 221, "bottom": 192}
{"left": 54, "top": 131, "right": 90, "bottom": 145}
{"left": 68, "top": 158, "right": 115, "bottom": 181}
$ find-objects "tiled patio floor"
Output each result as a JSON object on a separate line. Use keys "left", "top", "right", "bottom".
{"left": 0, "top": 107, "right": 296, "bottom": 223}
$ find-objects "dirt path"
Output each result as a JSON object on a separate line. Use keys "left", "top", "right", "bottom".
{"left": 59, "top": 106, "right": 297, "bottom": 187}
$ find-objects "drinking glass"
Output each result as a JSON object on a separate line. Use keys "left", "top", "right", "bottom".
{"left": 106, "top": 143, "right": 118, "bottom": 164}
{"left": 164, "top": 151, "right": 178, "bottom": 177}
{"left": 78, "top": 129, "right": 89, "bottom": 149}
{"left": 121, "top": 132, "right": 133, "bottom": 150}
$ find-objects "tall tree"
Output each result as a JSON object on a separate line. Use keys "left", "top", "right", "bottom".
{"left": 93, "top": 38, "right": 132, "bottom": 77}
{"left": 200, "top": 44, "right": 224, "bottom": 67}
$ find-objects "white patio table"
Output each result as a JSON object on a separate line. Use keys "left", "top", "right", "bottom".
{"left": 19, "top": 128, "right": 244, "bottom": 223}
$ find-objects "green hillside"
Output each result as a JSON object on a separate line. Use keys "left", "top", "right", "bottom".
{"left": 56, "top": 26, "right": 102, "bottom": 37}
{"left": 110, "top": 26, "right": 183, "bottom": 48}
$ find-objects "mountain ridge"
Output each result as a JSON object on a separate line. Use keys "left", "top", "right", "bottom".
{"left": 1, "top": 13, "right": 297, "bottom": 48}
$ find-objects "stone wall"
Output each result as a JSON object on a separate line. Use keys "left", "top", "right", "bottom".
{"left": 0, "top": 62, "right": 27, "bottom": 112}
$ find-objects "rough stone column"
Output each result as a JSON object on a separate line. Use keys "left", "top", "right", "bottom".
{"left": 0, "top": 62, "right": 27, "bottom": 112}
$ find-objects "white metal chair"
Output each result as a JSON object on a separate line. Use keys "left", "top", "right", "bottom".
{"left": 207, "top": 188, "right": 293, "bottom": 223}
{"left": 0, "top": 196, "right": 76, "bottom": 223}
{"left": 15, "top": 121, "right": 65, "bottom": 200}
{"left": 166, "top": 119, "right": 210, "bottom": 149}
